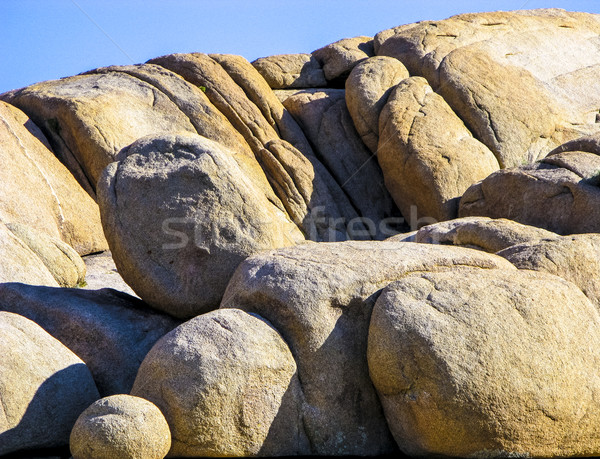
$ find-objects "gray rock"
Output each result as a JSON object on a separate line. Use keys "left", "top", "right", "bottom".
{"left": 70, "top": 395, "right": 171, "bottom": 459}
{"left": 221, "top": 241, "right": 514, "bottom": 455}
{"left": 132, "top": 309, "right": 307, "bottom": 457}
{"left": 0, "top": 283, "right": 179, "bottom": 396}
{"left": 0, "top": 311, "right": 99, "bottom": 455}
{"left": 97, "top": 133, "right": 303, "bottom": 319}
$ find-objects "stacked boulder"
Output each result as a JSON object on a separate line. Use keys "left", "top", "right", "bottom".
{"left": 3, "top": 8, "right": 600, "bottom": 459}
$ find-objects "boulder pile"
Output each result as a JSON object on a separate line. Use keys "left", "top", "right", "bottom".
{"left": 2, "top": 8, "right": 600, "bottom": 458}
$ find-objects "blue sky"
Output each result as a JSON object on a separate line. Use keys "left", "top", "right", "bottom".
{"left": 2, "top": 0, "right": 600, "bottom": 93}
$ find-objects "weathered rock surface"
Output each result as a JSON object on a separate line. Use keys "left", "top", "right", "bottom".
{"left": 281, "top": 88, "right": 398, "bottom": 237}
{"left": 0, "top": 283, "right": 179, "bottom": 395}
{"left": 0, "top": 311, "right": 99, "bottom": 455}
{"left": 313, "top": 36, "right": 375, "bottom": 81}
{"left": 132, "top": 308, "right": 307, "bottom": 457}
{"left": 376, "top": 9, "right": 600, "bottom": 167}
{"left": 0, "top": 221, "right": 59, "bottom": 287}
{"left": 498, "top": 234, "right": 600, "bottom": 311}
{"left": 86, "top": 63, "right": 255, "bottom": 159}
{"left": 0, "top": 101, "right": 107, "bottom": 255}
{"left": 81, "top": 251, "right": 137, "bottom": 296}
{"left": 1, "top": 72, "right": 197, "bottom": 191}
{"left": 345, "top": 56, "right": 409, "bottom": 153}
{"left": 6, "top": 223, "right": 86, "bottom": 287}
{"left": 378, "top": 77, "right": 499, "bottom": 222}
{"left": 150, "top": 53, "right": 363, "bottom": 241}
{"left": 252, "top": 53, "right": 327, "bottom": 89}
{"left": 209, "top": 53, "right": 316, "bottom": 160}
{"left": 415, "top": 216, "right": 559, "bottom": 253}
{"left": 368, "top": 268, "right": 600, "bottom": 457}
{"left": 70, "top": 395, "right": 171, "bottom": 459}
{"left": 221, "top": 241, "right": 514, "bottom": 455}
{"left": 98, "top": 133, "right": 303, "bottom": 319}
{"left": 460, "top": 150, "right": 600, "bottom": 234}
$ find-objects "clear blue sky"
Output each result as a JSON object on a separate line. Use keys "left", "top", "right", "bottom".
{"left": 2, "top": 0, "right": 600, "bottom": 93}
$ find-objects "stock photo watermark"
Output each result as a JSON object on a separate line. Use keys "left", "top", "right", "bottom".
{"left": 160, "top": 205, "right": 439, "bottom": 249}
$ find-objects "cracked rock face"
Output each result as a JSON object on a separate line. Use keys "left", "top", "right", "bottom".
{"left": 459, "top": 150, "right": 600, "bottom": 234}
{"left": 368, "top": 268, "right": 600, "bottom": 457}
{"left": 0, "top": 101, "right": 107, "bottom": 255}
{"left": 376, "top": 9, "right": 600, "bottom": 168}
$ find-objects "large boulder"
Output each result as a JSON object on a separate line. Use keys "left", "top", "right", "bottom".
{"left": 414, "top": 216, "right": 559, "bottom": 253}
{"left": 459, "top": 150, "right": 600, "bottom": 234}
{"left": 252, "top": 53, "right": 327, "bottom": 89}
{"left": 345, "top": 56, "right": 409, "bottom": 153}
{"left": 1, "top": 71, "right": 197, "bottom": 192}
{"left": 0, "top": 311, "right": 99, "bottom": 455}
{"left": 368, "top": 268, "right": 600, "bottom": 457}
{"left": 70, "top": 395, "right": 171, "bottom": 459}
{"left": 378, "top": 77, "right": 499, "bottom": 222}
{"left": 498, "top": 234, "right": 600, "bottom": 311}
{"left": 0, "top": 101, "right": 107, "bottom": 255}
{"left": 98, "top": 133, "right": 304, "bottom": 319}
{"left": 312, "top": 36, "right": 375, "bottom": 81}
{"left": 149, "top": 53, "right": 362, "bottom": 241}
{"left": 131, "top": 309, "right": 307, "bottom": 457}
{"left": 376, "top": 9, "right": 600, "bottom": 167}
{"left": 281, "top": 88, "right": 399, "bottom": 238}
{"left": 221, "top": 241, "right": 515, "bottom": 455}
{"left": 0, "top": 283, "right": 179, "bottom": 396}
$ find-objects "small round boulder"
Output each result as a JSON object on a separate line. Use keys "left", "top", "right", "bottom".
{"left": 70, "top": 394, "right": 171, "bottom": 459}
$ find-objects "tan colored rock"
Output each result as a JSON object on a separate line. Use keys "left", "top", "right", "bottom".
{"left": 0, "top": 311, "right": 100, "bottom": 455}
{"left": 209, "top": 53, "right": 316, "bottom": 160}
{"left": 368, "top": 268, "right": 600, "bottom": 457}
{"left": 459, "top": 150, "right": 600, "bottom": 234}
{"left": 0, "top": 220, "right": 59, "bottom": 287}
{"left": 0, "top": 283, "right": 179, "bottom": 396}
{"left": 498, "top": 234, "right": 600, "bottom": 311}
{"left": 150, "top": 53, "right": 362, "bottom": 241}
{"left": 345, "top": 56, "right": 409, "bottom": 153}
{"left": 98, "top": 133, "right": 304, "bottom": 319}
{"left": 313, "top": 36, "right": 375, "bottom": 81}
{"left": 376, "top": 10, "right": 600, "bottom": 167}
{"left": 221, "top": 241, "right": 514, "bottom": 455}
{"left": 6, "top": 223, "right": 85, "bottom": 287}
{"left": 1, "top": 72, "right": 197, "bottom": 191}
{"left": 70, "top": 395, "right": 171, "bottom": 459}
{"left": 131, "top": 309, "right": 307, "bottom": 457}
{"left": 378, "top": 77, "right": 499, "bottom": 223}
{"left": 415, "top": 216, "right": 559, "bottom": 253}
{"left": 86, "top": 64, "right": 255, "bottom": 159}
{"left": 252, "top": 53, "right": 327, "bottom": 88}
{"left": 281, "top": 88, "right": 399, "bottom": 238}
{"left": 0, "top": 101, "right": 107, "bottom": 255}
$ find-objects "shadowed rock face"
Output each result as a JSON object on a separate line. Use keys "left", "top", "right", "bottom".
{"left": 0, "top": 312, "right": 99, "bottom": 456}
